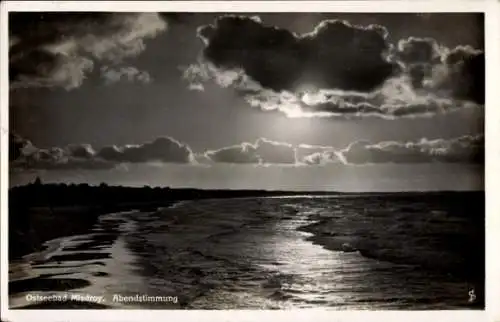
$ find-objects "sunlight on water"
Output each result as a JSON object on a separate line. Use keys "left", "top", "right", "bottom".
{"left": 9, "top": 195, "right": 482, "bottom": 310}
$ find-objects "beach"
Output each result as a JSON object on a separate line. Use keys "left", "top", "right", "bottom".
{"left": 9, "top": 192, "right": 484, "bottom": 310}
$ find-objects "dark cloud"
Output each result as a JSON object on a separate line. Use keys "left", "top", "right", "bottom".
{"left": 437, "top": 46, "right": 485, "bottom": 104}
{"left": 10, "top": 137, "right": 114, "bottom": 171}
{"left": 9, "top": 12, "right": 167, "bottom": 90}
{"left": 97, "top": 137, "right": 194, "bottom": 163}
{"left": 341, "top": 134, "right": 484, "bottom": 164}
{"left": 10, "top": 48, "right": 94, "bottom": 90}
{"left": 204, "top": 138, "right": 296, "bottom": 165}
{"left": 406, "top": 64, "right": 429, "bottom": 89}
{"left": 9, "top": 133, "right": 32, "bottom": 162}
{"left": 186, "top": 17, "right": 483, "bottom": 119}
{"left": 395, "top": 37, "right": 444, "bottom": 65}
{"left": 204, "top": 143, "right": 259, "bottom": 164}
{"left": 198, "top": 16, "right": 397, "bottom": 93}
{"left": 66, "top": 144, "right": 96, "bottom": 159}
{"left": 295, "top": 144, "right": 341, "bottom": 165}
{"left": 10, "top": 135, "right": 194, "bottom": 171}
{"left": 394, "top": 37, "right": 485, "bottom": 104}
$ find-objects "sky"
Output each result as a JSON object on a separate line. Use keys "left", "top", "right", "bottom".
{"left": 8, "top": 12, "right": 485, "bottom": 191}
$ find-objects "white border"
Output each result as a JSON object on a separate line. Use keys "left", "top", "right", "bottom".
{"left": 1, "top": 1, "right": 498, "bottom": 322}
{"left": 0, "top": 0, "right": 496, "bottom": 12}
{"left": 485, "top": 3, "right": 500, "bottom": 322}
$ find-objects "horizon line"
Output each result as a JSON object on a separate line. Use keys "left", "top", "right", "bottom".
{"left": 9, "top": 181, "right": 485, "bottom": 194}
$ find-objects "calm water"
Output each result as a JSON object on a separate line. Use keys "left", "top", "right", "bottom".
{"left": 9, "top": 193, "right": 484, "bottom": 310}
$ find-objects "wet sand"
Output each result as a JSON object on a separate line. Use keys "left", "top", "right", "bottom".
{"left": 10, "top": 278, "right": 92, "bottom": 295}
{"left": 8, "top": 211, "right": 123, "bottom": 308}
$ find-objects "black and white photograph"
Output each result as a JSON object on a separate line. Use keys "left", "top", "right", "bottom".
{"left": 0, "top": 1, "right": 494, "bottom": 321}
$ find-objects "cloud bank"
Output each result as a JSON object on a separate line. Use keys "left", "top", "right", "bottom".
{"left": 10, "top": 133, "right": 483, "bottom": 171}
{"left": 10, "top": 135, "right": 195, "bottom": 171}
{"left": 203, "top": 134, "right": 483, "bottom": 166}
{"left": 341, "top": 134, "right": 484, "bottom": 164}
{"left": 184, "top": 16, "right": 484, "bottom": 119}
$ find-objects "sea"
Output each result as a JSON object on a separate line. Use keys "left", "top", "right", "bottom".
{"left": 9, "top": 192, "right": 484, "bottom": 310}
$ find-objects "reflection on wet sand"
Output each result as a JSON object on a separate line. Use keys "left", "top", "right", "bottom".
{"left": 9, "top": 210, "right": 150, "bottom": 309}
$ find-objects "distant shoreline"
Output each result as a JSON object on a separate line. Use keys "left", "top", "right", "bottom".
{"left": 7, "top": 181, "right": 485, "bottom": 194}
